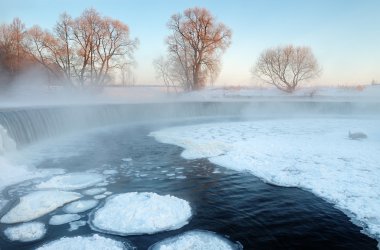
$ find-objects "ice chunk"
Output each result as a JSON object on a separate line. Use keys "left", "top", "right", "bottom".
{"left": 83, "top": 188, "right": 107, "bottom": 196}
{"left": 94, "top": 194, "right": 107, "bottom": 200}
{"left": 4, "top": 222, "right": 46, "bottom": 242}
{"left": 90, "top": 192, "right": 192, "bottom": 235}
{"left": 103, "top": 169, "right": 118, "bottom": 175}
{"left": 149, "top": 230, "right": 242, "bottom": 250}
{"left": 151, "top": 119, "right": 380, "bottom": 242}
{"left": 49, "top": 214, "right": 81, "bottom": 225}
{"left": 68, "top": 220, "right": 86, "bottom": 231}
{"left": 36, "top": 234, "right": 132, "bottom": 250}
{"left": 1, "top": 190, "right": 81, "bottom": 223}
{"left": 63, "top": 200, "right": 98, "bottom": 213}
{"left": 122, "top": 158, "right": 132, "bottom": 162}
{"left": 36, "top": 173, "right": 104, "bottom": 190}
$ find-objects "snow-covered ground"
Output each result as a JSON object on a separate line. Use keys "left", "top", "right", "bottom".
{"left": 36, "top": 234, "right": 131, "bottom": 250}
{"left": 4, "top": 222, "right": 46, "bottom": 242}
{"left": 0, "top": 84, "right": 380, "bottom": 108}
{"left": 90, "top": 192, "right": 192, "bottom": 235}
{"left": 149, "top": 230, "right": 242, "bottom": 250}
{"left": 151, "top": 118, "right": 380, "bottom": 242}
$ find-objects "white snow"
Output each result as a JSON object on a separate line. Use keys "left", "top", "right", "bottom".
{"left": 68, "top": 220, "right": 86, "bottom": 231}
{"left": 1, "top": 190, "right": 82, "bottom": 223}
{"left": 90, "top": 192, "right": 192, "bottom": 235}
{"left": 36, "top": 234, "right": 130, "bottom": 250}
{"left": 49, "top": 214, "right": 81, "bottom": 225}
{"left": 83, "top": 187, "right": 107, "bottom": 196}
{"left": 63, "top": 200, "right": 99, "bottom": 213}
{"left": 151, "top": 119, "right": 380, "bottom": 242}
{"left": 4, "top": 222, "right": 46, "bottom": 242}
{"left": 36, "top": 173, "right": 104, "bottom": 190}
{"left": 150, "top": 230, "right": 241, "bottom": 250}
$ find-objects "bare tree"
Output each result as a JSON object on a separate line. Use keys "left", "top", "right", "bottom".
{"left": 254, "top": 45, "right": 320, "bottom": 93}
{"left": 153, "top": 56, "right": 178, "bottom": 93}
{"left": 0, "top": 18, "right": 32, "bottom": 75}
{"left": 164, "top": 7, "right": 232, "bottom": 91}
{"left": 24, "top": 8, "right": 138, "bottom": 87}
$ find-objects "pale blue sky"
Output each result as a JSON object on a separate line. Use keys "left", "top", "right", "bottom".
{"left": 1, "top": 0, "right": 379, "bottom": 86}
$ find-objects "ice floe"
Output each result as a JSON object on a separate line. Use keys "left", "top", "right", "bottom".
{"left": 4, "top": 222, "right": 46, "bottom": 242}
{"left": 36, "top": 173, "right": 104, "bottom": 190}
{"left": 151, "top": 119, "right": 380, "bottom": 241}
{"left": 90, "top": 192, "right": 192, "bottom": 235}
{"left": 103, "top": 169, "right": 118, "bottom": 175}
{"left": 94, "top": 194, "right": 107, "bottom": 200}
{"left": 36, "top": 234, "right": 131, "bottom": 250}
{"left": 1, "top": 190, "right": 82, "bottom": 223}
{"left": 49, "top": 214, "right": 81, "bottom": 225}
{"left": 63, "top": 199, "right": 98, "bottom": 213}
{"left": 149, "top": 230, "right": 242, "bottom": 250}
{"left": 83, "top": 188, "right": 107, "bottom": 196}
{"left": 68, "top": 220, "right": 86, "bottom": 231}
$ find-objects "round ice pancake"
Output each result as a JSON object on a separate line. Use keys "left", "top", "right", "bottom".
{"left": 4, "top": 222, "right": 46, "bottom": 242}
{"left": 149, "top": 230, "right": 242, "bottom": 250}
{"left": 36, "top": 234, "right": 132, "bottom": 250}
{"left": 90, "top": 192, "right": 192, "bottom": 235}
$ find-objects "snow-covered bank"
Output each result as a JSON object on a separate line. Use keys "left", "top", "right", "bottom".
{"left": 1, "top": 85, "right": 380, "bottom": 108}
{"left": 151, "top": 118, "right": 380, "bottom": 242}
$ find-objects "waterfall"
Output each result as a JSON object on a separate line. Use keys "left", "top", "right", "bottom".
{"left": 0, "top": 101, "right": 378, "bottom": 148}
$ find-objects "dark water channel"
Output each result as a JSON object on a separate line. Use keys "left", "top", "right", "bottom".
{"left": 0, "top": 120, "right": 377, "bottom": 250}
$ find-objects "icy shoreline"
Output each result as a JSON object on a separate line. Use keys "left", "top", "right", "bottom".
{"left": 151, "top": 118, "right": 380, "bottom": 244}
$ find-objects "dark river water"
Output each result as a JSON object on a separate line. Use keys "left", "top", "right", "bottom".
{"left": 0, "top": 120, "right": 378, "bottom": 250}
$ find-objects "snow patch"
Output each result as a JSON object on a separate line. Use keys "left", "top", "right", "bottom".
{"left": 63, "top": 200, "right": 98, "bottom": 213}
{"left": 36, "top": 173, "right": 104, "bottom": 190}
{"left": 36, "top": 234, "right": 131, "bottom": 250}
{"left": 149, "top": 230, "right": 242, "bottom": 250}
{"left": 4, "top": 222, "right": 46, "bottom": 242}
{"left": 1, "top": 190, "right": 82, "bottom": 223}
{"left": 90, "top": 192, "right": 192, "bottom": 235}
{"left": 49, "top": 214, "right": 81, "bottom": 225}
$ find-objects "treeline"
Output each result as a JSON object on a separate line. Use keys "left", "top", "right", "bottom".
{"left": 0, "top": 8, "right": 138, "bottom": 88}
{"left": 1, "top": 7, "right": 320, "bottom": 93}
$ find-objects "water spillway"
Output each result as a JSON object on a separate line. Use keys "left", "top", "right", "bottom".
{"left": 0, "top": 101, "right": 379, "bottom": 147}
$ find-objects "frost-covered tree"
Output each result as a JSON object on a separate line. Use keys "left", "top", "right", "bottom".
{"left": 254, "top": 45, "right": 321, "bottom": 93}
{"left": 161, "top": 7, "right": 232, "bottom": 91}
